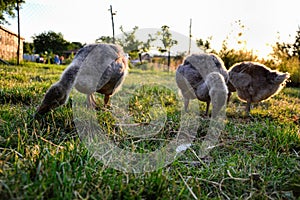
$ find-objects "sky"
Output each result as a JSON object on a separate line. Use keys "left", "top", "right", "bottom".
{"left": 5, "top": 0, "right": 300, "bottom": 58}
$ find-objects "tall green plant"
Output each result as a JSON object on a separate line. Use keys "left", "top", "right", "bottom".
{"left": 118, "top": 26, "right": 156, "bottom": 62}
{"left": 156, "top": 25, "right": 178, "bottom": 71}
{"left": 0, "top": 0, "right": 25, "bottom": 25}
{"left": 269, "top": 28, "right": 300, "bottom": 86}
{"left": 217, "top": 40, "right": 257, "bottom": 69}
{"left": 119, "top": 26, "right": 143, "bottom": 57}
{"left": 196, "top": 37, "right": 213, "bottom": 53}
{"left": 32, "top": 31, "right": 70, "bottom": 55}
{"left": 273, "top": 27, "right": 300, "bottom": 60}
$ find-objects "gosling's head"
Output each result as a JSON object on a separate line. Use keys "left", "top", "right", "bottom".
{"left": 36, "top": 83, "right": 67, "bottom": 115}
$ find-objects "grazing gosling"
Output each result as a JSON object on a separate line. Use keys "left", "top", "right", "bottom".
{"left": 176, "top": 53, "right": 228, "bottom": 116}
{"left": 228, "top": 61, "right": 290, "bottom": 114}
{"left": 36, "top": 43, "right": 128, "bottom": 115}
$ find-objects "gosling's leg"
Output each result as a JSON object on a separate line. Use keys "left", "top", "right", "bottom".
{"left": 205, "top": 101, "right": 210, "bottom": 116}
{"left": 87, "top": 94, "right": 98, "bottom": 108}
{"left": 245, "top": 101, "right": 251, "bottom": 115}
{"left": 227, "top": 91, "right": 232, "bottom": 104}
{"left": 184, "top": 98, "right": 189, "bottom": 112}
{"left": 104, "top": 94, "right": 110, "bottom": 106}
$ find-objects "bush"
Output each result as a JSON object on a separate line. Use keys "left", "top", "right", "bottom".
{"left": 216, "top": 44, "right": 258, "bottom": 69}
{"left": 275, "top": 57, "right": 300, "bottom": 87}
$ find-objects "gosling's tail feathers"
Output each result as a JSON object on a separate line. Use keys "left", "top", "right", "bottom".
{"left": 273, "top": 72, "right": 290, "bottom": 84}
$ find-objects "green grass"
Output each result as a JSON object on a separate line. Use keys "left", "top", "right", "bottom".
{"left": 0, "top": 63, "right": 299, "bottom": 199}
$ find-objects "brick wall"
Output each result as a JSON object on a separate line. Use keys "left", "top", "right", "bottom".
{"left": 0, "top": 26, "right": 24, "bottom": 61}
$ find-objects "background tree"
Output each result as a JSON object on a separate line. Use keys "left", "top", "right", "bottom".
{"left": 196, "top": 37, "right": 212, "bottom": 52}
{"left": 119, "top": 26, "right": 143, "bottom": 58}
{"left": 118, "top": 26, "right": 157, "bottom": 62}
{"left": 273, "top": 27, "right": 300, "bottom": 61}
{"left": 217, "top": 39, "right": 257, "bottom": 69}
{"left": 97, "top": 26, "right": 156, "bottom": 63}
{"left": 156, "top": 25, "right": 178, "bottom": 71}
{"left": 67, "top": 42, "right": 83, "bottom": 51}
{"left": 1, "top": 0, "right": 26, "bottom": 65}
{"left": 0, "top": 0, "right": 25, "bottom": 25}
{"left": 269, "top": 28, "right": 300, "bottom": 86}
{"left": 120, "top": 26, "right": 157, "bottom": 64}
{"left": 141, "top": 34, "right": 156, "bottom": 52}
{"left": 137, "top": 33, "right": 157, "bottom": 63}
{"left": 23, "top": 41, "right": 34, "bottom": 54}
{"left": 95, "top": 36, "right": 115, "bottom": 44}
{"left": 292, "top": 27, "right": 300, "bottom": 60}
{"left": 32, "top": 31, "right": 70, "bottom": 55}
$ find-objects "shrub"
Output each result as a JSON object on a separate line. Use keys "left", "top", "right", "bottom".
{"left": 263, "top": 57, "right": 300, "bottom": 87}
{"left": 217, "top": 46, "right": 258, "bottom": 69}
{"left": 277, "top": 57, "right": 300, "bottom": 87}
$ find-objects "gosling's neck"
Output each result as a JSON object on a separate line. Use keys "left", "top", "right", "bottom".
{"left": 58, "top": 62, "right": 81, "bottom": 91}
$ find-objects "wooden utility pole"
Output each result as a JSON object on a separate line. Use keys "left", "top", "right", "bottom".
{"left": 16, "top": 0, "right": 21, "bottom": 65}
{"left": 188, "top": 18, "right": 192, "bottom": 55}
{"left": 109, "top": 5, "right": 116, "bottom": 44}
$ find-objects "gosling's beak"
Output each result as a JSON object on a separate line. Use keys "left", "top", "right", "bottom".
{"left": 34, "top": 105, "right": 47, "bottom": 119}
{"left": 36, "top": 104, "right": 51, "bottom": 115}
{"left": 36, "top": 101, "right": 60, "bottom": 115}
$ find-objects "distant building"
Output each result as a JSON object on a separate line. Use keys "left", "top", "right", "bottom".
{"left": 0, "top": 25, "right": 24, "bottom": 61}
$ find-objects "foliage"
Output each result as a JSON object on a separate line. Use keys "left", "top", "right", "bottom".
{"left": 196, "top": 37, "right": 212, "bottom": 52}
{"left": 23, "top": 41, "right": 34, "bottom": 54}
{"left": 95, "top": 36, "right": 115, "bottom": 44}
{"left": 115, "top": 26, "right": 156, "bottom": 60}
{"left": 23, "top": 37, "right": 84, "bottom": 55}
{"left": 142, "top": 33, "right": 157, "bottom": 52}
{"left": 273, "top": 27, "right": 300, "bottom": 60}
{"left": 217, "top": 40, "right": 258, "bottom": 69}
{"left": 97, "top": 27, "right": 156, "bottom": 60}
{"left": 0, "top": 0, "right": 25, "bottom": 25}
{"left": 156, "top": 25, "right": 178, "bottom": 52}
{"left": 32, "top": 31, "right": 70, "bottom": 55}
{"left": 156, "top": 25, "right": 178, "bottom": 70}
{"left": 267, "top": 55, "right": 300, "bottom": 87}
{"left": 119, "top": 26, "right": 143, "bottom": 54}
{"left": 67, "top": 42, "right": 83, "bottom": 51}
{"left": 266, "top": 28, "right": 300, "bottom": 86}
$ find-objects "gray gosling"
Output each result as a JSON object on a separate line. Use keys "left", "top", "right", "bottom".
{"left": 228, "top": 61, "right": 289, "bottom": 114}
{"left": 176, "top": 53, "right": 228, "bottom": 116}
{"left": 36, "top": 43, "right": 128, "bottom": 115}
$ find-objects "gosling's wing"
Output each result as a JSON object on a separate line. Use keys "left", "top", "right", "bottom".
{"left": 74, "top": 44, "right": 121, "bottom": 94}
{"left": 228, "top": 70, "right": 252, "bottom": 90}
{"left": 176, "top": 64, "right": 202, "bottom": 99}
{"left": 109, "top": 58, "right": 128, "bottom": 95}
{"left": 228, "top": 62, "right": 254, "bottom": 90}
{"left": 185, "top": 54, "right": 223, "bottom": 79}
{"left": 96, "top": 59, "right": 127, "bottom": 95}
